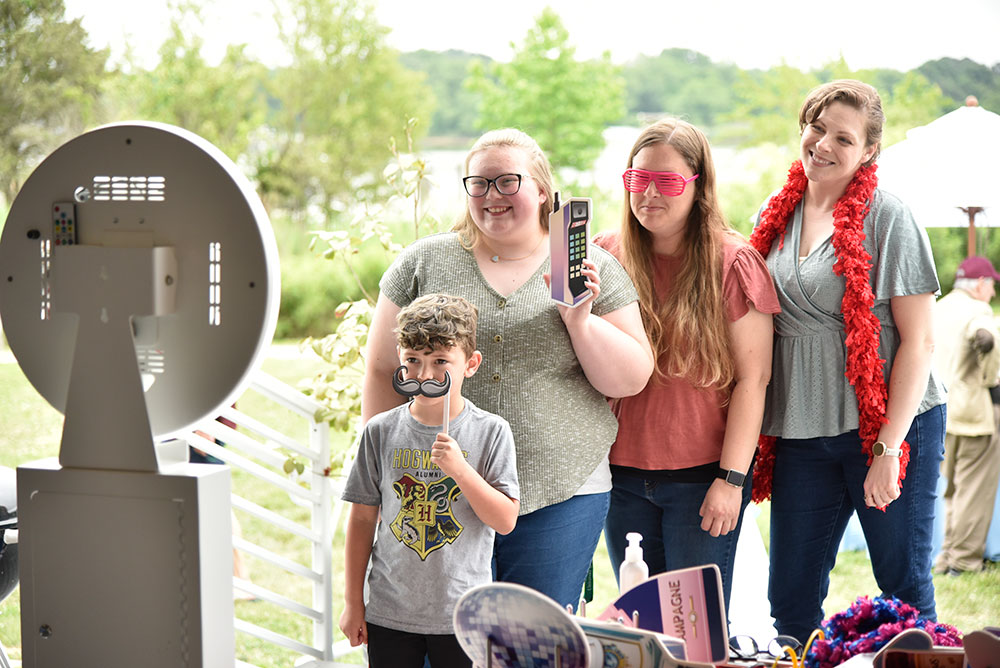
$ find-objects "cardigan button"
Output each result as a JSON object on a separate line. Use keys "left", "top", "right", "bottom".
{"left": 497, "top": 298, "right": 507, "bottom": 308}
{"left": 491, "top": 373, "right": 501, "bottom": 382}
{"left": 493, "top": 334, "right": 502, "bottom": 343}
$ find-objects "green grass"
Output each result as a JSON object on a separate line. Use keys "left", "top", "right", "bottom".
{"left": 1, "top": 346, "right": 999, "bottom": 666}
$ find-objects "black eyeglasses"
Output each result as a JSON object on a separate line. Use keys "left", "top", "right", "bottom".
{"left": 462, "top": 173, "right": 525, "bottom": 197}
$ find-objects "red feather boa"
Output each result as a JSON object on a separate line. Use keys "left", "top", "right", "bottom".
{"left": 748, "top": 160, "right": 910, "bottom": 504}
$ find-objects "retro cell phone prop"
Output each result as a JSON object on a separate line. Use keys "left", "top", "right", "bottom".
{"left": 549, "top": 194, "right": 592, "bottom": 307}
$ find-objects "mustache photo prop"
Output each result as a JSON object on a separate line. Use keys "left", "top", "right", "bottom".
{"left": 392, "top": 366, "right": 453, "bottom": 435}
{"left": 392, "top": 366, "right": 452, "bottom": 398}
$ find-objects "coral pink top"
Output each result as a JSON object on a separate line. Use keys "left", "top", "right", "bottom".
{"left": 593, "top": 231, "right": 779, "bottom": 470}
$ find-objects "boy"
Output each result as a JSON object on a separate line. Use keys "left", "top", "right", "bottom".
{"left": 339, "top": 293, "right": 519, "bottom": 667}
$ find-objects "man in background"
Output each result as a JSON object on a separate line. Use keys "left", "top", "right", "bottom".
{"left": 933, "top": 256, "right": 1000, "bottom": 575}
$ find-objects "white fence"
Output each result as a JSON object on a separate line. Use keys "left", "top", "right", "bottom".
{"left": 188, "top": 370, "right": 362, "bottom": 667}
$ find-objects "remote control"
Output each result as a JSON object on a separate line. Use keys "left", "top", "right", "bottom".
{"left": 52, "top": 202, "right": 77, "bottom": 246}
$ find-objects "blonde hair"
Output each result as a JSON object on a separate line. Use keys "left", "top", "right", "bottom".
{"left": 395, "top": 294, "right": 479, "bottom": 358}
{"left": 451, "top": 128, "right": 555, "bottom": 248}
{"left": 619, "top": 118, "right": 741, "bottom": 389}
{"left": 799, "top": 79, "right": 885, "bottom": 166}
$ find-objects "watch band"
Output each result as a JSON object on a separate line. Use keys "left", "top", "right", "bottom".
{"left": 872, "top": 441, "right": 902, "bottom": 457}
{"left": 716, "top": 467, "right": 746, "bottom": 487}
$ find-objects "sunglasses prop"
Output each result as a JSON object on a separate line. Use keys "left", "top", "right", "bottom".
{"left": 392, "top": 366, "right": 452, "bottom": 435}
{"left": 622, "top": 169, "right": 699, "bottom": 197}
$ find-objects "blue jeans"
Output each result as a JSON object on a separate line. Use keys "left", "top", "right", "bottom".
{"left": 493, "top": 492, "right": 609, "bottom": 612}
{"left": 604, "top": 469, "right": 752, "bottom": 616}
{"left": 768, "top": 404, "right": 945, "bottom": 642}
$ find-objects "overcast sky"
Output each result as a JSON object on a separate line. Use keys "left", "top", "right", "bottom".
{"left": 64, "top": 0, "right": 1000, "bottom": 73}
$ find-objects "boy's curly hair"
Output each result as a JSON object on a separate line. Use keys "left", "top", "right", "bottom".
{"left": 395, "top": 294, "right": 478, "bottom": 357}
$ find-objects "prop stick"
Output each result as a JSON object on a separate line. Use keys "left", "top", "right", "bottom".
{"left": 424, "top": 371, "right": 452, "bottom": 436}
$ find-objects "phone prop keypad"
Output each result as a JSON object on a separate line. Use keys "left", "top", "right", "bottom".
{"left": 549, "top": 197, "right": 592, "bottom": 307}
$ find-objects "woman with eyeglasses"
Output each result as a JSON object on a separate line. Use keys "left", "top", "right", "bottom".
{"left": 592, "top": 118, "right": 779, "bottom": 615}
{"left": 750, "top": 80, "right": 946, "bottom": 643}
{"left": 362, "top": 128, "right": 654, "bottom": 611}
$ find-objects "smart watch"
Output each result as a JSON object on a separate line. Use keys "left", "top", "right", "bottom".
{"left": 872, "top": 441, "right": 902, "bottom": 457}
{"left": 716, "top": 467, "right": 746, "bottom": 488}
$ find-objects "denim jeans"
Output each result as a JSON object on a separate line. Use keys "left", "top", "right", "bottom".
{"left": 493, "top": 492, "right": 609, "bottom": 612}
{"left": 604, "top": 469, "right": 752, "bottom": 616}
{"left": 768, "top": 404, "right": 946, "bottom": 642}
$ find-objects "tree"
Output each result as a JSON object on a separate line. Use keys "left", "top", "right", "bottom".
{"left": 302, "top": 120, "right": 433, "bottom": 462}
{"left": 728, "top": 59, "right": 951, "bottom": 153}
{"left": 257, "top": 0, "right": 433, "bottom": 221}
{"left": 726, "top": 64, "right": 821, "bottom": 152}
{"left": 918, "top": 57, "right": 1000, "bottom": 114}
{"left": 112, "top": 2, "right": 269, "bottom": 164}
{"left": 878, "top": 71, "right": 953, "bottom": 146}
{"left": 0, "top": 0, "right": 108, "bottom": 205}
{"left": 813, "top": 58, "right": 952, "bottom": 146}
{"left": 399, "top": 49, "right": 487, "bottom": 138}
{"left": 465, "top": 7, "right": 625, "bottom": 171}
{"left": 623, "top": 49, "right": 741, "bottom": 128}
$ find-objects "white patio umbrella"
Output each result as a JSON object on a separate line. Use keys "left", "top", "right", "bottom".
{"left": 877, "top": 97, "right": 1000, "bottom": 256}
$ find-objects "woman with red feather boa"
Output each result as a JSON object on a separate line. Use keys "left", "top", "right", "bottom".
{"left": 749, "top": 80, "right": 947, "bottom": 643}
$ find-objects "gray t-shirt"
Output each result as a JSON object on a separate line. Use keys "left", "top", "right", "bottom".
{"left": 379, "top": 232, "right": 638, "bottom": 514}
{"left": 757, "top": 188, "right": 947, "bottom": 438}
{"left": 342, "top": 399, "right": 518, "bottom": 634}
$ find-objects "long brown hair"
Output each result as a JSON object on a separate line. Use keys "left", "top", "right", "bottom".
{"left": 620, "top": 118, "right": 740, "bottom": 389}
{"left": 452, "top": 128, "right": 555, "bottom": 249}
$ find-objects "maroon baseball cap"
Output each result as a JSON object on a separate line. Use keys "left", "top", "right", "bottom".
{"left": 956, "top": 256, "right": 1000, "bottom": 281}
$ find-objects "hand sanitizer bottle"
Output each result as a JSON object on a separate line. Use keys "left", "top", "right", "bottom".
{"left": 618, "top": 532, "right": 649, "bottom": 594}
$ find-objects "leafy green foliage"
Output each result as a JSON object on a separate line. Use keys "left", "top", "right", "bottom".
{"left": 879, "top": 71, "right": 954, "bottom": 146}
{"left": 0, "top": 0, "right": 108, "bottom": 203}
{"left": 255, "top": 0, "right": 433, "bottom": 218}
{"left": 400, "top": 49, "right": 487, "bottom": 138}
{"left": 724, "top": 64, "right": 822, "bottom": 150}
{"left": 465, "top": 8, "right": 625, "bottom": 171}
{"left": 400, "top": 49, "right": 996, "bottom": 144}
{"left": 111, "top": 2, "right": 269, "bottom": 163}
{"left": 300, "top": 121, "right": 441, "bottom": 465}
{"left": 275, "top": 249, "right": 365, "bottom": 339}
{"left": 624, "top": 49, "right": 741, "bottom": 127}
{"left": 724, "top": 60, "right": 952, "bottom": 157}
{"left": 919, "top": 57, "right": 1000, "bottom": 113}
{"left": 926, "top": 226, "right": 1000, "bottom": 296}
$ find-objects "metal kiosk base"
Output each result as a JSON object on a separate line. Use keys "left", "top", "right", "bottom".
{"left": 16, "top": 459, "right": 234, "bottom": 668}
